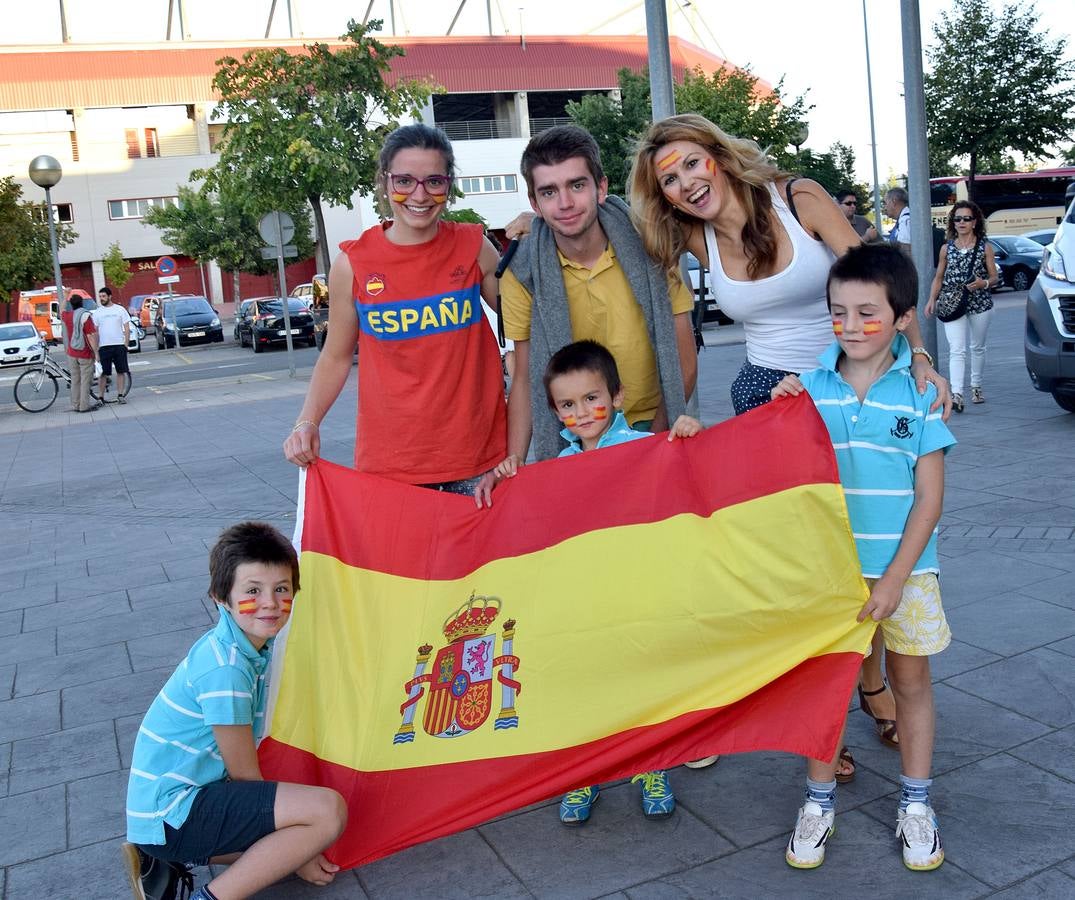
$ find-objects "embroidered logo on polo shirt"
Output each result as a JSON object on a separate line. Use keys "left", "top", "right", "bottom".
{"left": 890, "top": 416, "right": 914, "bottom": 439}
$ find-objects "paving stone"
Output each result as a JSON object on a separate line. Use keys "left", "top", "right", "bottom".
{"left": 21, "top": 588, "right": 129, "bottom": 632}
{"left": 4, "top": 836, "right": 132, "bottom": 896}
{"left": 948, "top": 648, "right": 1075, "bottom": 729}
{"left": 1019, "top": 572, "right": 1075, "bottom": 609}
{"left": 0, "top": 783, "right": 66, "bottom": 866}
{"left": 480, "top": 779, "right": 728, "bottom": 899}
{"left": 929, "top": 639, "right": 1002, "bottom": 682}
{"left": 14, "top": 642, "right": 131, "bottom": 697}
{"left": 22, "top": 558, "right": 89, "bottom": 588}
{"left": 946, "top": 594, "right": 1075, "bottom": 655}
{"left": 1050, "top": 635, "right": 1075, "bottom": 658}
{"left": 0, "top": 583, "right": 54, "bottom": 614}
{"left": 0, "top": 663, "right": 12, "bottom": 700}
{"left": 127, "top": 625, "right": 206, "bottom": 672}
{"left": 127, "top": 573, "right": 207, "bottom": 609}
{"left": 56, "top": 600, "right": 211, "bottom": 654}
{"left": 0, "top": 691, "right": 60, "bottom": 743}
{"left": 0, "top": 627, "right": 56, "bottom": 665}
{"left": 861, "top": 753, "right": 1075, "bottom": 889}
{"left": 359, "top": 829, "right": 529, "bottom": 899}
{"left": 56, "top": 562, "right": 169, "bottom": 601}
{"left": 9, "top": 720, "right": 120, "bottom": 794}
{"left": 622, "top": 810, "right": 987, "bottom": 899}
{"left": 1009, "top": 724, "right": 1075, "bottom": 783}
{"left": 989, "top": 869, "right": 1075, "bottom": 898}
{"left": 847, "top": 683, "right": 1050, "bottom": 778}
{"left": 67, "top": 768, "right": 129, "bottom": 848}
{"left": 937, "top": 549, "right": 1064, "bottom": 610}
{"left": 0, "top": 607, "right": 22, "bottom": 636}
{"left": 61, "top": 667, "right": 172, "bottom": 729}
{"left": 0, "top": 741, "right": 9, "bottom": 796}
{"left": 115, "top": 713, "right": 141, "bottom": 769}
{"left": 259, "top": 871, "right": 369, "bottom": 898}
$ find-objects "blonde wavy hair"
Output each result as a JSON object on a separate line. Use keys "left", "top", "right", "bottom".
{"left": 628, "top": 114, "right": 789, "bottom": 279}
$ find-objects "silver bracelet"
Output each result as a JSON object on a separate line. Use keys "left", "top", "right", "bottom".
{"left": 292, "top": 419, "right": 318, "bottom": 432}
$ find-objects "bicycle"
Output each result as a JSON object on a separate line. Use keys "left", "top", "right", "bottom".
{"left": 13, "top": 342, "right": 132, "bottom": 412}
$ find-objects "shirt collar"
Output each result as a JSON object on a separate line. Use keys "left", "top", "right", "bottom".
{"left": 818, "top": 333, "right": 912, "bottom": 373}
{"left": 556, "top": 243, "right": 615, "bottom": 271}
{"left": 214, "top": 607, "right": 272, "bottom": 664}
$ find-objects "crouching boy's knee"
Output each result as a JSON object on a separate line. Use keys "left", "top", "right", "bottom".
{"left": 316, "top": 787, "right": 348, "bottom": 843}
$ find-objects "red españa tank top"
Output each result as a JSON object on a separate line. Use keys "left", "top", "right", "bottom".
{"left": 340, "top": 221, "right": 507, "bottom": 483}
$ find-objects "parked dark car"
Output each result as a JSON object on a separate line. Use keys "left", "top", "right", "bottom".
{"left": 236, "top": 297, "right": 316, "bottom": 353}
{"left": 987, "top": 236, "right": 1043, "bottom": 292}
{"left": 1022, "top": 228, "right": 1058, "bottom": 247}
{"left": 233, "top": 299, "right": 256, "bottom": 341}
{"left": 155, "top": 296, "right": 224, "bottom": 349}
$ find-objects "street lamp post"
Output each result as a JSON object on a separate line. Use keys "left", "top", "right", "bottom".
{"left": 28, "top": 155, "right": 65, "bottom": 320}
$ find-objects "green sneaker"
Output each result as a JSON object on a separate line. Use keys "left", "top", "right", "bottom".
{"left": 559, "top": 785, "right": 600, "bottom": 825}
{"left": 632, "top": 770, "right": 676, "bottom": 819}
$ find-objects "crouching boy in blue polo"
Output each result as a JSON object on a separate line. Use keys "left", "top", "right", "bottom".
{"left": 122, "top": 522, "right": 347, "bottom": 900}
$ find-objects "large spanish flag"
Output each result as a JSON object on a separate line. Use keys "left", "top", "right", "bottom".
{"left": 259, "top": 394, "right": 874, "bottom": 868}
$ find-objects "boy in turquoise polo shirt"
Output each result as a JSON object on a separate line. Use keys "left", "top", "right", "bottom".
{"left": 772, "top": 243, "right": 955, "bottom": 872}
{"left": 122, "top": 522, "right": 347, "bottom": 900}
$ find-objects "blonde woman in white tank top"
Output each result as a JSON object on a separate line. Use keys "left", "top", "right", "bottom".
{"left": 628, "top": 115, "right": 954, "bottom": 793}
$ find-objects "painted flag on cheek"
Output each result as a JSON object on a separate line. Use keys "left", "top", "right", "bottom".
{"left": 258, "top": 394, "right": 874, "bottom": 869}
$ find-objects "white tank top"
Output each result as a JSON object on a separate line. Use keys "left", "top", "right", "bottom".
{"left": 704, "top": 184, "right": 836, "bottom": 372}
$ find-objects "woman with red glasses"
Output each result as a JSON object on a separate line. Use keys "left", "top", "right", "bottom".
{"left": 284, "top": 124, "right": 507, "bottom": 501}
{"left": 925, "top": 200, "right": 999, "bottom": 411}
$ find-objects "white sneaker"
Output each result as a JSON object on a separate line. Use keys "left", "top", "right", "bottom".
{"left": 683, "top": 755, "right": 720, "bottom": 769}
{"left": 896, "top": 802, "right": 944, "bottom": 871}
{"left": 785, "top": 801, "right": 835, "bottom": 869}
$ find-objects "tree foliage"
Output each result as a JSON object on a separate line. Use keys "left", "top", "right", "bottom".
{"left": 924, "top": 0, "right": 1075, "bottom": 196}
{"left": 143, "top": 182, "right": 315, "bottom": 278}
{"left": 101, "top": 241, "right": 134, "bottom": 294}
{"left": 793, "top": 141, "right": 870, "bottom": 199}
{"left": 567, "top": 65, "right": 811, "bottom": 197}
{"left": 201, "top": 19, "right": 433, "bottom": 273}
{"left": 0, "top": 176, "right": 76, "bottom": 301}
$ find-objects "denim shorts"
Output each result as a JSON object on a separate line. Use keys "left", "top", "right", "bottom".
{"left": 139, "top": 780, "right": 278, "bottom": 867}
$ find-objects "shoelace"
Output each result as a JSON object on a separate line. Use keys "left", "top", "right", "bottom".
{"left": 172, "top": 863, "right": 195, "bottom": 899}
{"left": 897, "top": 811, "right": 936, "bottom": 845}
{"left": 795, "top": 808, "right": 831, "bottom": 843}
{"left": 631, "top": 772, "right": 668, "bottom": 797}
{"left": 563, "top": 787, "right": 594, "bottom": 805}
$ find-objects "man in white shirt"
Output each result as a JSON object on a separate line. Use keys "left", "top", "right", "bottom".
{"left": 91, "top": 287, "right": 131, "bottom": 404}
{"left": 884, "top": 187, "right": 912, "bottom": 252}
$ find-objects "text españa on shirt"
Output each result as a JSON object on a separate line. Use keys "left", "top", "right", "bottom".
{"left": 356, "top": 283, "right": 480, "bottom": 341}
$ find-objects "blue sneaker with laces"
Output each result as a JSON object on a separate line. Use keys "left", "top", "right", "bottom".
{"left": 632, "top": 770, "right": 675, "bottom": 819}
{"left": 559, "top": 785, "right": 599, "bottom": 825}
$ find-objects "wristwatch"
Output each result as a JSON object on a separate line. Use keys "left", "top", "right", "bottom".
{"left": 909, "top": 346, "right": 934, "bottom": 368}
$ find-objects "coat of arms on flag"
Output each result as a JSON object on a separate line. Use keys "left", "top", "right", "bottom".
{"left": 395, "top": 593, "right": 520, "bottom": 743}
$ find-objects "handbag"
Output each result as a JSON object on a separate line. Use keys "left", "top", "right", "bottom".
{"left": 936, "top": 238, "right": 981, "bottom": 322}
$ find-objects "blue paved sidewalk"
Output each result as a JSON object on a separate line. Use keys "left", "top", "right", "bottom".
{"left": 0, "top": 296, "right": 1073, "bottom": 899}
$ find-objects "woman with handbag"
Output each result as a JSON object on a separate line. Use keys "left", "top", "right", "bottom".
{"left": 925, "top": 200, "right": 999, "bottom": 412}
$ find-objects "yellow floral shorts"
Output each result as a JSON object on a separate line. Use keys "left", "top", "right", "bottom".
{"left": 866, "top": 572, "right": 951, "bottom": 656}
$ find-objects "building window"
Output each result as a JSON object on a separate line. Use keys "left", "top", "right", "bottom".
{"left": 458, "top": 174, "right": 518, "bottom": 195}
{"left": 125, "top": 129, "right": 140, "bottom": 159}
{"left": 108, "top": 196, "right": 179, "bottom": 220}
{"left": 124, "top": 127, "right": 161, "bottom": 158}
{"left": 30, "top": 203, "right": 74, "bottom": 224}
{"left": 145, "top": 128, "right": 159, "bottom": 158}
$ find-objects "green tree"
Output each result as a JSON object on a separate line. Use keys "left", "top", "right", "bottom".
{"left": 202, "top": 19, "right": 433, "bottom": 273}
{"left": 101, "top": 241, "right": 134, "bottom": 295}
{"left": 0, "top": 177, "right": 76, "bottom": 301}
{"left": 924, "top": 0, "right": 1075, "bottom": 197}
{"left": 440, "top": 207, "right": 488, "bottom": 227}
{"left": 567, "top": 65, "right": 810, "bottom": 197}
{"left": 143, "top": 182, "right": 315, "bottom": 297}
{"left": 794, "top": 141, "right": 870, "bottom": 199}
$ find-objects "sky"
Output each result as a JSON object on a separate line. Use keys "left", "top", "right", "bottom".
{"left": 1, "top": 0, "right": 1072, "bottom": 184}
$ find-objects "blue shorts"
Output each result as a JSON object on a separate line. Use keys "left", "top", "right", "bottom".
{"left": 139, "top": 780, "right": 278, "bottom": 867}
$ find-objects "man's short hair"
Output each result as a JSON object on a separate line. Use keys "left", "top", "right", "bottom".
{"left": 70, "top": 296, "right": 83, "bottom": 310}
{"left": 835, "top": 189, "right": 857, "bottom": 204}
{"left": 885, "top": 187, "right": 909, "bottom": 206}
{"left": 98, "top": 286, "right": 112, "bottom": 297}
{"left": 520, "top": 125, "right": 604, "bottom": 196}
{"left": 208, "top": 521, "right": 300, "bottom": 603}
{"left": 543, "top": 339, "right": 621, "bottom": 408}
{"left": 827, "top": 243, "right": 918, "bottom": 318}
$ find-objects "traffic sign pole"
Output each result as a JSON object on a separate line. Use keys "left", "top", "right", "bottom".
{"left": 275, "top": 211, "right": 296, "bottom": 378}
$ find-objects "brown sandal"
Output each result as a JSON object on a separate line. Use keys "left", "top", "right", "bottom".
{"left": 858, "top": 680, "right": 899, "bottom": 748}
{"left": 835, "top": 745, "right": 856, "bottom": 784}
